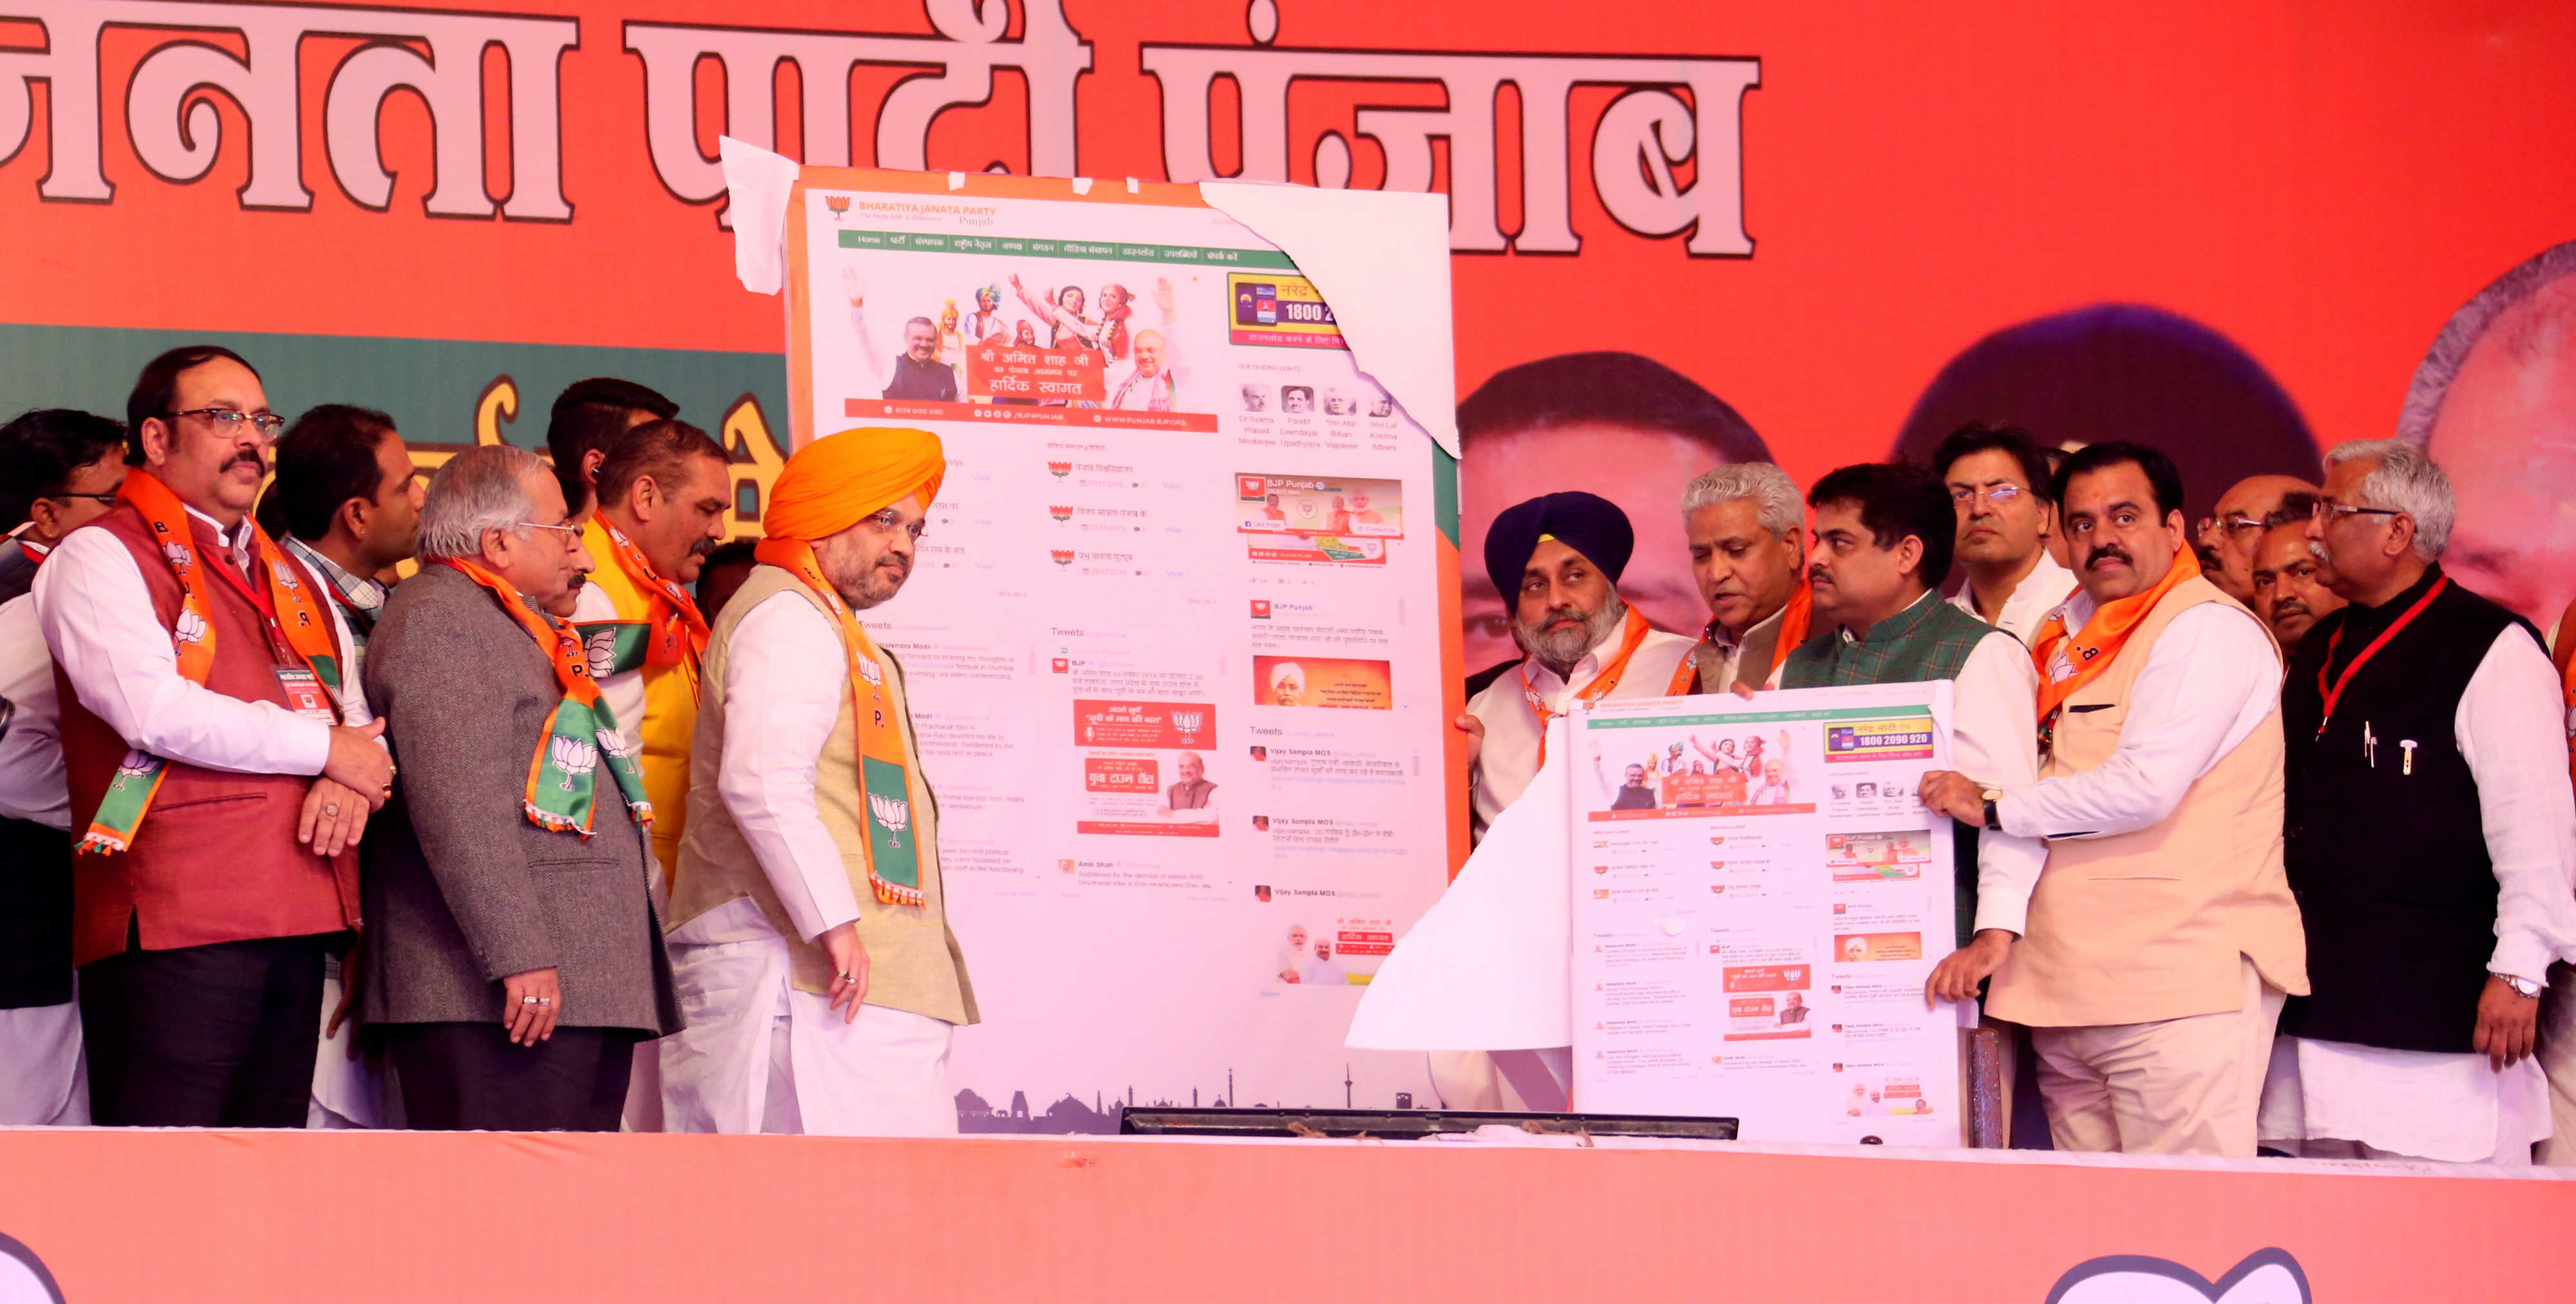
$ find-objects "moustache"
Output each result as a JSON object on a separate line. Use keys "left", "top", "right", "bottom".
{"left": 222, "top": 451, "right": 264, "bottom": 474}
{"left": 2274, "top": 599, "right": 2308, "bottom": 619}
{"left": 689, "top": 538, "right": 719, "bottom": 560}
{"left": 1537, "top": 605, "right": 1586, "bottom": 629}
{"left": 2084, "top": 546, "right": 2132, "bottom": 571}
{"left": 564, "top": 572, "right": 587, "bottom": 591}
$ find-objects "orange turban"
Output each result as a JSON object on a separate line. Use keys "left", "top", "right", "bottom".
{"left": 764, "top": 427, "right": 946, "bottom": 541}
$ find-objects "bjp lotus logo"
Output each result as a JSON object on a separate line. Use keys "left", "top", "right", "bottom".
{"left": 172, "top": 607, "right": 209, "bottom": 646}
{"left": 1050, "top": 549, "right": 1075, "bottom": 567}
{"left": 115, "top": 748, "right": 155, "bottom": 779}
{"left": 869, "top": 793, "right": 910, "bottom": 847}
{"left": 824, "top": 194, "right": 850, "bottom": 221}
{"left": 583, "top": 630, "right": 619, "bottom": 683}
{"left": 1047, "top": 461, "right": 1072, "bottom": 477}
{"left": 1171, "top": 710, "right": 1205, "bottom": 744}
{"left": 855, "top": 658, "right": 884, "bottom": 688}
{"left": 1050, "top": 505, "right": 1073, "bottom": 522}
{"left": 548, "top": 736, "right": 598, "bottom": 789}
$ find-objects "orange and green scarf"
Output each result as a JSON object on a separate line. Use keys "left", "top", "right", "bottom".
{"left": 80, "top": 470, "right": 343, "bottom": 855}
{"left": 576, "top": 521, "right": 712, "bottom": 688}
{"left": 753, "top": 537, "right": 925, "bottom": 907}
{"left": 2029, "top": 547, "right": 2202, "bottom": 741}
{"left": 444, "top": 558, "right": 653, "bottom": 837}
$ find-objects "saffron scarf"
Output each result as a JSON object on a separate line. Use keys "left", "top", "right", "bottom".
{"left": 753, "top": 536, "right": 926, "bottom": 907}
{"left": 1526, "top": 605, "right": 1654, "bottom": 766}
{"left": 80, "top": 469, "right": 343, "bottom": 855}
{"left": 443, "top": 558, "right": 654, "bottom": 837}
{"left": 585, "top": 520, "right": 711, "bottom": 683}
{"left": 2028, "top": 547, "right": 2202, "bottom": 735}
{"left": 1667, "top": 581, "right": 1814, "bottom": 694}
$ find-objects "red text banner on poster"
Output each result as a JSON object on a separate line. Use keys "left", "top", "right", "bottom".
{"left": 1073, "top": 699, "right": 1218, "bottom": 748}
{"left": 1724, "top": 965, "right": 1810, "bottom": 992}
{"left": 1083, "top": 755, "right": 1159, "bottom": 793}
{"left": 1336, "top": 928, "right": 1395, "bottom": 958}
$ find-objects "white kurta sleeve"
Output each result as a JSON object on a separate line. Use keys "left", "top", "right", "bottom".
{"left": 1949, "top": 632, "right": 2049, "bottom": 937}
{"left": 33, "top": 526, "right": 331, "bottom": 776}
{"left": 2454, "top": 624, "right": 2576, "bottom": 985}
{"left": 717, "top": 591, "right": 867, "bottom": 940}
{"left": 0, "top": 596, "right": 68, "bottom": 829}
{"left": 1998, "top": 603, "right": 2280, "bottom": 841}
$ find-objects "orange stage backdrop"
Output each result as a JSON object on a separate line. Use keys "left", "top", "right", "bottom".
{"left": 0, "top": 1129, "right": 2570, "bottom": 1302}
{"left": 6, "top": 1, "right": 2575, "bottom": 661}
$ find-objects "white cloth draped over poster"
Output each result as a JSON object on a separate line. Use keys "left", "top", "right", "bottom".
{"left": 1347, "top": 719, "right": 1573, "bottom": 1052}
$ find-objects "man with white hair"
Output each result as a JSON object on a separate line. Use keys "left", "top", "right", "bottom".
{"left": 361, "top": 444, "right": 677, "bottom": 1129}
{"left": 1671, "top": 462, "right": 1809, "bottom": 694}
{"left": 2397, "top": 241, "right": 2576, "bottom": 633}
{"left": 2259, "top": 439, "right": 2576, "bottom": 1164}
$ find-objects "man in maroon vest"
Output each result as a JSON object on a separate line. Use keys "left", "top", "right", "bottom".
{"left": 33, "top": 345, "right": 392, "bottom": 1126}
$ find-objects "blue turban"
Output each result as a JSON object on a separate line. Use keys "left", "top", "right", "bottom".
{"left": 1482, "top": 491, "right": 1634, "bottom": 592}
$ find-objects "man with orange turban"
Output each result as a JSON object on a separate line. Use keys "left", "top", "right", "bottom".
{"left": 658, "top": 428, "right": 978, "bottom": 1135}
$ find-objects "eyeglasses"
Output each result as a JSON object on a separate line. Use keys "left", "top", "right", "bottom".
{"left": 43, "top": 491, "right": 122, "bottom": 507}
{"left": 2199, "top": 514, "right": 2266, "bottom": 538}
{"left": 1948, "top": 484, "right": 2026, "bottom": 507}
{"left": 167, "top": 408, "right": 287, "bottom": 439}
{"left": 508, "top": 521, "right": 586, "bottom": 547}
{"left": 2311, "top": 501, "right": 2403, "bottom": 524}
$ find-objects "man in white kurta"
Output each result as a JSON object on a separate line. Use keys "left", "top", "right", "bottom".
{"left": 660, "top": 428, "right": 977, "bottom": 1137}
{"left": 2258, "top": 440, "right": 2576, "bottom": 1165}
{"left": 0, "top": 591, "right": 86, "bottom": 1125}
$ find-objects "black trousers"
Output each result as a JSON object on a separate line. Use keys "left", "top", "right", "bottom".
{"left": 383, "top": 1022, "right": 636, "bottom": 1131}
{"left": 78, "top": 926, "right": 332, "bottom": 1127}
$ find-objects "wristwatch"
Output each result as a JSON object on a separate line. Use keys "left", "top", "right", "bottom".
{"left": 1980, "top": 788, "right": 2003, "bottom": 833}
{"left": 2500, "top": 974, "right": 2543, "bottom": 999}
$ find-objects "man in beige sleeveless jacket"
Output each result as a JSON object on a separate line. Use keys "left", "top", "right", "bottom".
{"left": 1919, "top": 443, "right": 2306, "bottom": 1155}
{"left": 659, "top": 428, "right": 976, "bottom": 1136}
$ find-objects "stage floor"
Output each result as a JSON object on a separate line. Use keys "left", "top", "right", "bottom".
{"left": 0, "top": 1127, "right": 2561, "bottom": 1301}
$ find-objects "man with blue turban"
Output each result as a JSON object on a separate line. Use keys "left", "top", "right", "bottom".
{"left": 1457, "top": 491, "right": 1696, "bottom": 837}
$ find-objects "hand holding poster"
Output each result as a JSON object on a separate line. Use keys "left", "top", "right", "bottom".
{"left": 1571, "top": 683, "right": 1964, "bottom": 1145}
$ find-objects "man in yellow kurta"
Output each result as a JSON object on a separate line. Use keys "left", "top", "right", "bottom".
{"left": 570, "top": 419, "right": 732, "bottom": 891}
{"left": 659, "top": 427, "right": 977, "bottom": 1136}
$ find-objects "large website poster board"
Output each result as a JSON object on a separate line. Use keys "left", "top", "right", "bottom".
{"left": 1571, "top": 685, "right": 1960, "bottom": 1146}
{"left": 781, "top": 170, "right": 1457, "bottom": 1128}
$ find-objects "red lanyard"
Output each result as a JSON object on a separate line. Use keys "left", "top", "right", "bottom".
{"left": 198, "top": 536, "right": 301, "bottom": 663}
{"left": 2315, "top": 576, "right": 2446, "bottom": 738}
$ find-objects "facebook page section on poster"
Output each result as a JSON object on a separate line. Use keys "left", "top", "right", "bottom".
{"left": 793, "top": 184, "right": 1452, "bottom": 1121}
{"left": 1569, "top": 684, "right": 1964, "bottom": 1145}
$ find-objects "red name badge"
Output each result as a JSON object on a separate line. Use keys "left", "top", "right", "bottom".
{"left": 273, "top": 665, "right": 337, "bottom": 724}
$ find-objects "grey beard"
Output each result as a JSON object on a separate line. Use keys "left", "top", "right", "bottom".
{"left": 1513, "top": 594, "right": 1627, "bottom": 678}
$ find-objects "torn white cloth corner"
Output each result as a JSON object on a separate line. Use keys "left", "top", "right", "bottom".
{"left": 1347, "top": 720, "right": 1571, "bottom": 1050}
{"left": 1198, "top": 181, "right": 1461, "bottom": 460}
{"left": 719, "top": 137, "right": 800, "bottom": 295}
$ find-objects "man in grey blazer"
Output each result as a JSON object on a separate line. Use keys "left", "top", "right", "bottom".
{"left": 361, "top": 445, "right": 677, "bottom": 1130}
